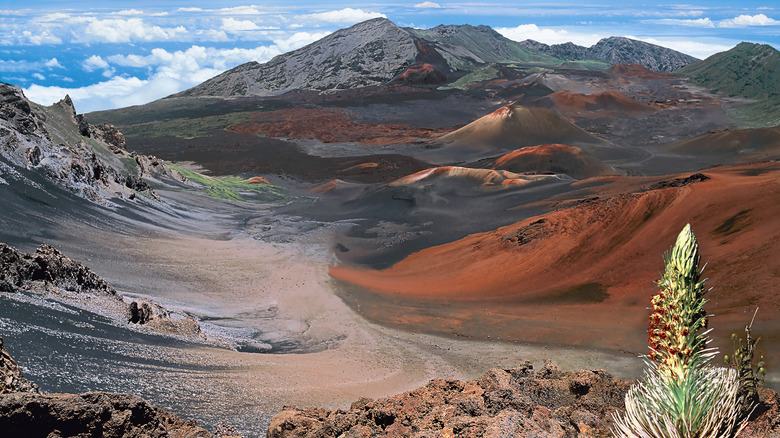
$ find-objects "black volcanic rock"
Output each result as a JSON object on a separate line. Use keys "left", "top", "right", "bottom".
{"left": 0, "top": 242, "right": 204, "bottom": 338}
{"left": 0, "top": 338, "right": 215, "bottom": 437}
{"left": 0, "top": 242, "right": 117, "bottom": 296}
{"left": 519, "top": 37, "right": 697, "bottom": 72}
{"left": 0, "top": 335, "right": 38, "bottom": 395}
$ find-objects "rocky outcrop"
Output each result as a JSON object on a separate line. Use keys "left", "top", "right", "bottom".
{"left": 0, "top": 391, "right": 212, "bottom": 438}
{"left": 269, "top": 360, "right": 780, "bottom": 437}
{"left": 0, "top": 333, "right": 227, "bottom": 437}
{"left": 0, "top": 243, "right": 117, "bottom": 296}
{"left": 518, "top": 37, "right": 698, "bottom": 72}
{"left": 0, "top": 242, "right": 202, "bottom": 338}
{"left": 0, "top": 82, "right": 164, "bottom": 205}
{"left": 268, "top": 361, "right": 632, "bottom": 437}
{"left": 0, "top": 335, "right": 38, "bottom": 395}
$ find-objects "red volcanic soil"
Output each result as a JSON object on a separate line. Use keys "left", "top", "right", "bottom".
{"left": 609, "top": 63, "right": 674, "bottom": 80}
{"left": 670, "top": 126, "right": 780, "bottom": 160}
{"left": 246, "top": 176, "right": 269, "bottom": 184}
{"left": 544, "top": 90, "right": 656, "bottom": 116}
{"left": 330, "top": 162, "right": 780, "bottom": 356}
{"left": 434, "top": 104, "right": 602, "bottom": 159}
{"left": 228, "top": 108, "right": 447, "bottom": 145}
{"left": 393, "top": 62, "right": 447, "bottom": 85}
{"left": 491, "top": 144, "right": 620, "bottom": 179}
{"left": 388, "top": 166, "right": 553, "bottom": 189}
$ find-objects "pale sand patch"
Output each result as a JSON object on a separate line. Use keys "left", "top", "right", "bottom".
{"left": 72, "top": 224, "right": 643, "bottom": 432}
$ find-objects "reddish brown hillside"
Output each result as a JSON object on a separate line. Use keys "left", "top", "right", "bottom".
{"left": 433, "top": 104, "right": 603, "bottom": 161}
{"left": 330, "top": 162, "right": 780, "bottom": 354}
{"left": 389, "top": 166, "right": 556, "bottom": 189}
{"left": 609, "top": 63, "right": 673, "bottom": 79}
{"left": 492, "top": 144, "right": 621, "bottom": 179}
{"left": 545, "top": 90, "right": 655, "bottom": 116}
{"left": 670, "top": 126, "right": 780, "bottom": 160}
{"left": 229, "top": 108, "right": 446, "bottom": 145}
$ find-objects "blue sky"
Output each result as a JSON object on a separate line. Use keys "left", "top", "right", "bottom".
{"left": 1, "top": 1, "right": 778, "bottom": 113}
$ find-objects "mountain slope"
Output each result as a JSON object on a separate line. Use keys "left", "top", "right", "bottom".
{"left": 676, "top": 42, "right": 779, "bottom": 100}
{"left": 518, "top": 37, "right": 697, "bottom": 72}
{"left": 676, "top": 42, "right": 780, "bottom": 127}
{"left": 408, "top": 24, "right": 560, "bottom": 66}
{"left": 176, "top": 18, "right": 430, "bottom": 97}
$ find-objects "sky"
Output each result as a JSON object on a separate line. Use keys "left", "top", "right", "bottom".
{"left": 1, "top": 1, "right": 778, "bottom": 113}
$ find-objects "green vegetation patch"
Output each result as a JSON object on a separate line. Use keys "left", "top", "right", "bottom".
{"left": 447, "top": 65, "right": 501, "bottom": 89}
{"left": 168, "top": 165, "right": 287, "bottom": 202}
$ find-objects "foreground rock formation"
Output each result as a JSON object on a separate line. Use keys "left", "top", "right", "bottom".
{"left": 0, "top": 334, "right": 233, "bottom": 437}
{"left": 268, "top": 360, "right": 780, "bottom": 437}
{"left": 0, "top": 242, "right": 202, "bottom": 338}
{"left": 0, "top": 82, "right": 171, "bottom": 205}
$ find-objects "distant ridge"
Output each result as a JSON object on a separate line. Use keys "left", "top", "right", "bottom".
{"left": 676, "top": 42, "right": 780, "bottom": 127}
{"left": 518, "top": 36, "right": 698, "bottom": 72}
{"left": 174, "top": 18, "right": 701, "bottom": 98}
{"left": 676, "top": 42, "right": 779, "bottom": 100}
{"left": 407, "top": 24, "right": 560, "bottom": 66}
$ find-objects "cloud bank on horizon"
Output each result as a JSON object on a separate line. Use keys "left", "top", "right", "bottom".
{"left": 1, "top": 1, "right": 778, "bottom": 113}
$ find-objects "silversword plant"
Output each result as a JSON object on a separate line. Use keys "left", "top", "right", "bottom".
{"left": 613, "top": 224, "right": 752, "bottom": 438}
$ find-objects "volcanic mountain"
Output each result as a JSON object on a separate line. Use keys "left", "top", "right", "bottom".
{"left": 432, "top": 103, "right": 604, "bottom": 161}
{"left": 174, "top": 18, "right": 443, "bottom": 97}
{"left": 519, "top": 37, "right": 698, "bottom": 72}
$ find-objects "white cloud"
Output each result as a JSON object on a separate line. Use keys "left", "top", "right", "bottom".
{"left": 198, "top": 29, "right": 231, "bottom": 42}
{"left": 496, "top": 24, "right": 604, "bottom": 47}
{"left": 296, "top": 8, "right": 386, "bottom": 25}
{"left": 32, "top": 73, "right": 45, "bottom": 80}
{"left": 23, "top": 30, "right": 62, "bottom": 45}
{"left": 221, "top": 17, "right": 261, "bottom": 32}
{"left": 106, "top": 44, "right": 286, "bottom": 79}
{"left": 653, "top": 18, "right": 715, "bottom": 27}
{"left": 628, "top": 36, "right": 734, "bottom": 59}
{"left": 24, "top": 76, "right": 149, "bottom": 113}
{"left": 273, "top": 31, "right": 331, "bottom": 52}
{"left": 719, "top": 14, "right": 780, "bottom": 27}
{"left": 45, "top": 58, "right": 63, "bottom": 68}
{"left": 82, "top": 55, "right": 110, "bottom": 72}
{"left": 114, "top": 9, "right": 144, "bottom": 16}
{"left": 415, "top": 2, "right": 442, "bottom": 8}
{"left": 78, "top": 18, "right": 187, "bottom": 43}
{"left": 217, "top": 6, "right": 267, "bottom": 15}
{"left": 0, "top": 59, "right": 58, "bottom": 72}
{"left": 177, "top": 7, "right": 204, "bottom": 12}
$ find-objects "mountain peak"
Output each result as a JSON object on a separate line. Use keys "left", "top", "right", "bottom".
{"left": 176, "top": 18, "right": 419, "bottom": 97}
